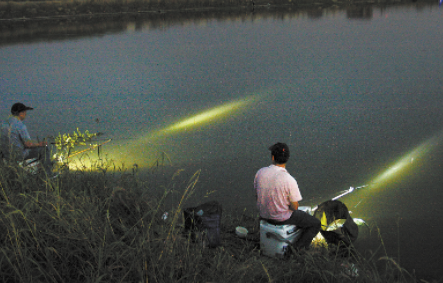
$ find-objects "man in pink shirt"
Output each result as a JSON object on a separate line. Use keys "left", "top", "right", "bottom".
{"left": 255, "top": 142, "right": 321, "bottom": 251}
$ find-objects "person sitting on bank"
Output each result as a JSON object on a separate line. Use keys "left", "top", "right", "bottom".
{"left": 255, "top": 142, "right": 321, "bottom": 251}
{"left": 1, "top": 103, "right": 54, "bottom": 176}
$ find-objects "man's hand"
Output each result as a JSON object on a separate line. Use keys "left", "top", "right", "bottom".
{"left": 24, "top": 141, "right": 48, "bottom": 148}
{"left": 37, "top": 141, "right": 48, "bottom": 147}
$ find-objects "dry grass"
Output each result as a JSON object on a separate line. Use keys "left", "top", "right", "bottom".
{"left": 0, "top": 156, "right": 426, "bottom": 282}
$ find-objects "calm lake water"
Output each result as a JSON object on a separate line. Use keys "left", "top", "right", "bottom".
{"left": 1, "top": 2, "right": 443, "bottom": 280}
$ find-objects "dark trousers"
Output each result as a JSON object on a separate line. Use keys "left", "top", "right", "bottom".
{"left": 278, "top": 210, "right": 321, "bottom": 250}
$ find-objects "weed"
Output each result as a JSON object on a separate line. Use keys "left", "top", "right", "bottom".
{"left": 0, "top": 156, "right": 423, "bottom": 282}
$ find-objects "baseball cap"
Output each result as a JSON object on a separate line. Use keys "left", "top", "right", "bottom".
{"left": 11, "top": 103, "right": 34, "bottom": 115}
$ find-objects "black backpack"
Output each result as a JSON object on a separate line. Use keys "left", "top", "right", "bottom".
{"left": 183, "top": 201, "right": 222, "bottom": 248}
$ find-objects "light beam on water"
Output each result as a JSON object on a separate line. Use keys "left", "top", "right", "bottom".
{"left": 67, "top": 94, "right": 261, "bottom": 169}
{"left": 321, "top": 130, "right": 443, "bottom": 206}
{"left": 367, "top": 130, "right": 443, "bottom": 189}
{"left": 144, "top": 94, "right": 260, "bottom": 140}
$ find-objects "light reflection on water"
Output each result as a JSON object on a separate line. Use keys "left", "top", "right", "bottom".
{"left": 1, "top": 2, "right": 443, "bottom": 279}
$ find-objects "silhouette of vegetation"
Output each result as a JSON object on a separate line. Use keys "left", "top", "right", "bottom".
{"left": 0, "top": 143, "right": 429, "bottom": 282}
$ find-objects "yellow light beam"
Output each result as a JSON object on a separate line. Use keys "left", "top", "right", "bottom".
{"left": 66, "top": 94, "right": 261, "bottom": 170}
{"left": 369, "top": 130, "right": 443, "bottom": 188}
{"left": 143, "top": 94, "right": 260, "bottom": 141}
{"left": 165, "top": 101, "right": 246, "bottom": 132}
{"left": 94, "top": 94, "right": 262, "bottom": 168}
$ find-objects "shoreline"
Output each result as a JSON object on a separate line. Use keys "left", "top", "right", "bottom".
{"left": 0, "top": 162, "right": 433, "bottom": 282}
{"left": 0, "top": 0, "right": 438, "bottom": 46}
{"left": 0, "top": 0, "right": 437, "bottom": 21}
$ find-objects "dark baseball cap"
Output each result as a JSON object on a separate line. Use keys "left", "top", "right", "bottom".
{"left": 269, "top": 142, "right": 290, "bottom": 163}
{"left": 11, "top": 103, "right": 34, "bottom": 115}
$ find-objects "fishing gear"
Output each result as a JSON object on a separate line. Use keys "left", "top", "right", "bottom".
{"left": 312, "top": 184, "right": 367, "bottom": 211}
{"left": 66, "top": 138, "right": 112, "bottom": 159}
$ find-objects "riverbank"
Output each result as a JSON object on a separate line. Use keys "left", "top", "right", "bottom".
{"left": 0, "top": 0, "right": 437, "bottom": 47}
{"left": 0, "top": 160, "right": 427, "bottom": 282}
{"left": 0, "top": 0, "right": 436, "bottom": 21}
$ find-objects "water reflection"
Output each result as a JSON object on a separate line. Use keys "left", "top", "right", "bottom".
{"left": 346, "top": 6, "right": 373, "bottom": 19}
{"left": 306, "top": 8, "right": 324, "bottom": 19}
{"left": 0, "top": 0, "right": 438, "bottom": 47}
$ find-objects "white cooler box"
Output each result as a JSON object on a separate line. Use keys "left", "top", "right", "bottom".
{"left": 260, "top": 206, "right": 312, "bottom": 258}
{"left": 260, "top": 220, "right": 301, "bottom": 258}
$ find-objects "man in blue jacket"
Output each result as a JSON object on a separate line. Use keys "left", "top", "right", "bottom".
{"left": 1, "top": 102, "right": 54, "bottom": 176}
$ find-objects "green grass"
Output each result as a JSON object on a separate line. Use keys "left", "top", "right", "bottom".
{"left": 0, "top": 157, "right": 427, "bottom": 283}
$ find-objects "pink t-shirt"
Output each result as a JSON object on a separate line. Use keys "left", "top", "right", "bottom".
{"left": 255, "top": 164, "right": 303, "bottom": 222}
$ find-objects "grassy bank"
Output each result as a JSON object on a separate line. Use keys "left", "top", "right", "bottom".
{"left": 0, "top": 157, "right": 427, "bottom": 282}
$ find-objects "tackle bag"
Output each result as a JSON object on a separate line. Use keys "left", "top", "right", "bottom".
{"left": 313, "top": 200, "right": 358, "bottom": 246}
{"left": 183, "top": 201, "right": 222, "bottom": 248}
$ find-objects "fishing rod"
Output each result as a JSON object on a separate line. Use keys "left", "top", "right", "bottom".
{"left": 311, "top": 184, "right": 368, "bottom": 211}
{"left": 332, "top": 185, "right": 367, "bottom": 201}
{"left": 66, "top": 138, "right": 112, "bottom": 159}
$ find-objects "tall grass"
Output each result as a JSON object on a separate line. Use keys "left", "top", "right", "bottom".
{"left": 0, "top": 157, "right": 426, "bottom": 282}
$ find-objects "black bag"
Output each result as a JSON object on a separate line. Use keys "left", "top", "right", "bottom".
{"left": 313, "top": 200, "right": 358, "bottom": 246}
{"left": 183, "top": 201, "right": 222, "bottom": 248}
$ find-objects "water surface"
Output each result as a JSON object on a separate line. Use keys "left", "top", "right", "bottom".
{"left": 1, "top": 3, "right": 442, "bottom": 279}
